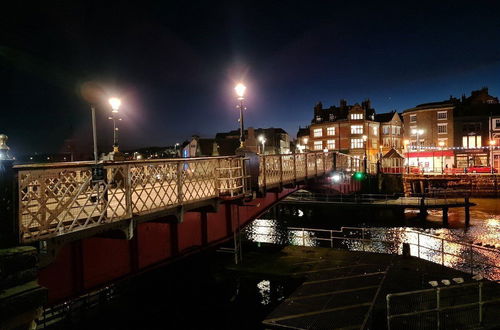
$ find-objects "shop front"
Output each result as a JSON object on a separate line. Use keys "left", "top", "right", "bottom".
{"left": 455, "top": 150, "right": 488, "bottom": 169}
{"left": 405, "top": 150, "right": 455, "bottom": 173}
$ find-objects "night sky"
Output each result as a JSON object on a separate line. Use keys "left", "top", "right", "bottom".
{"left": 1, "top": 1, "right": 500, "bottom": 156}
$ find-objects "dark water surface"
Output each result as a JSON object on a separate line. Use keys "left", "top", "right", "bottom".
{"left": 49, "top": 197, "right": 500, "bottom": 329}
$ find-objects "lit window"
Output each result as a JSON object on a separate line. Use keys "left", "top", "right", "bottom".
{"left": 316, "top": 116, "right": 322, "bottom": 123}
{"left": 351, "top": 125, "right": 363, "bottom": 134}
{"left": 351, "top": 138, "right": 364, "bottom": 149}
{"left": 327, "top": 139, "right": 335, "bottom": 149}
{"left": 437, "top": 123, "right": 447, "bottom": 134}
{"left": 329, "top": 114, "right": 335, "bottom": 121}
{"left": 327, "top": 127, "right": 335, "bottom": 136}
{"left": 462, "top": 136, "right": 482, "bottom": 148}
{"left": 314, "top": 141, "right": 323, "bottom": 150}
{"left": 410, "top": 114, "right": 416, "bottom": 123}
{"left": 382, "top": 125, "right": 389, "bottom": 135}
{"left": 373, "top": 126, "right": 378, "bottom": 135}
{"left": 437, "top": 111, "right": 447, "bottom": 120}
{"left": 351, "top": 113, "right": 363, "bottom": 120}
{"left": 438, "top": 139, "right": 448, "bottom": 147}
{"left": 313, "top": 128, "right": 322, "bottom": 137}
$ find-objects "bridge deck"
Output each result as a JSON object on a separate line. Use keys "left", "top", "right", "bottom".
{"left": 282, "top": 194, "right": 474, "bottom": 209}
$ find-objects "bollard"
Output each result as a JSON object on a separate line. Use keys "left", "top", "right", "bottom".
{"left": 0, "top": 134, "right": 19, "bottom": 248}
{"left": 402, "top": 243, "right": 411, "bottom": 257}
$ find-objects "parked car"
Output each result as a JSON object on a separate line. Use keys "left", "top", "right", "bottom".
{"left": 466, "top": 166, "right": 497, "bottom": 174}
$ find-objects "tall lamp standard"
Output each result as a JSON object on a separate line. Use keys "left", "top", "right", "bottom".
{"left": 490, "top": 140, "right": 496, "bottom": 174}
{"left": 258, "top": 135, "right": 266, "bottom": 154}
{"left": 411, "top": 128, "right": 424, "bottom": 173}
{"left": 438, "top": 140, "right": 445, "bottom": 174}
{"left": 234, "top": 83, "right": 247, "bottom": 148}
{"left": 90, "top": 105, "right": 98, "bottom": 164}
{"left": 108, "top": 97, "right": 122, "bottom": 153}
{"left": 362, "top": 135, "right": 368, "bottom": 173}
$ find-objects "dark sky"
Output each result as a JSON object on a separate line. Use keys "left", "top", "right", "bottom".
{"left": 1, "top": 1, "right": 500, "bottom": 156}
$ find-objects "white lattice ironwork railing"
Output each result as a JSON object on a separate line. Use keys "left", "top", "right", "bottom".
{"left": 17, "top": 156, "right": 244, "bottom": 242}
{"left": 259, "top": 151, "right": 340, "bottom": 188}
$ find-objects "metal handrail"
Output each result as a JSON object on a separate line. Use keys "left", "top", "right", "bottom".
{"left": 248, "top": 224, "right": 500, "bottom": 280}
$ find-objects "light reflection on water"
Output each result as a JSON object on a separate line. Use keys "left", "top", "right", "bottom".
{"left": 243, "top": 198, "right": 500, "bottom": 280}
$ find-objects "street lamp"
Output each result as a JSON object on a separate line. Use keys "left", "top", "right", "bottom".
{"left": 438, "top": 140, "right": 445, "bottom": 174}
{"left": 411, "top": 128, "right": 424, "bottom": 173}
{"left": 490, "top": 140, "right": 496, "bottom": 174}
{"left": 235, "top": 83, "right": 246, "bottom": 147}
{"left": 108, "top": 97, "right": 122, "bottom": 153}
{"left": 258, "top": 135, "right": 266, "bottom": 154}
{"left": 362, "top": 135, "right": 368, "bottom": 173}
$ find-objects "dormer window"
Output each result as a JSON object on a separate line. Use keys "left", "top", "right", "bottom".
{"left": 316, "top": 116, "right": 322, "bottom": 123}
{"left": 351, "top": 113, "right": 363, "bottom": 120}
{"left": 329, "top": 114, "right": 335, "bottom": 121}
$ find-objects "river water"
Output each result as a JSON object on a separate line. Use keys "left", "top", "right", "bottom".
{"left": 242, "top": 195, "right": 500, "bottom": 280}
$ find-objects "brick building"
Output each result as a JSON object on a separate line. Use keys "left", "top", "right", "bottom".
{"left": 308, "top": 100, "right": 380, "bottom": 169}
{"left": 402, "top": 87, "right": 500, "bottom": 172}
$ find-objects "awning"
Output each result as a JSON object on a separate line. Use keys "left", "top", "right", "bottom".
{"left": 405, "top": 150, "right": 454, "bottom": 158}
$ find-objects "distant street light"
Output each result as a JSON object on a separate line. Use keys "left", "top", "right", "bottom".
{"left": 235, "top": 83, "right": 246, "bottom": 147}
{"left": 258, "top": 135, "right": 266, "bottom": 154}
{"left": 362, "top": 135, "right": 368, "bottom": 173}
{"left": 108, "top": 97, "right": 122, "bottom": 153}
{"left": 439, "top": 140, "right": 445, "bottom": 174}
{"left": 411, "top": 128, "right": 424, "bottom": 173}
{"left": 303, "top": 137, "right": 309, "bottom": 152}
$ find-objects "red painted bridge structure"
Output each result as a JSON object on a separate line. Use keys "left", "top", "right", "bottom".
{"left": 0, "top": 150, "right": 361, "bottom": 328}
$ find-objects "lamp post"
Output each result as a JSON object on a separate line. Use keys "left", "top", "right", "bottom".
{"left": 108, "top": 97, "right": 122, "bottom": 153}
{"left": 234, "top": 83, "right": 246, "bottom": 148}
{"left": 90, "top": 105, "right": 98, "bottom": 164}
{"left": 439, "top": 140, "right": 445, "bottom": 174}
{"left": 362, "top": 135, "right": 368, "bottom": 173}
{"left": 404, "top": 139, "right": 410, "bottom": 174}
{"left": 490, "top": 140, "right": 496, "bottom": 174}
{"left": 411, "top": 128, "right": 424, "bottom": 173}
{"left": 258, "top": 135, "right": 266, "bottom": 154}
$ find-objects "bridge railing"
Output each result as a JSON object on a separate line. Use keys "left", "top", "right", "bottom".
{"left": 258, "top": 151, "right": 355, "bottom": 188}
{"left": 16, "top": 156, "right": 246, "bottom": 242}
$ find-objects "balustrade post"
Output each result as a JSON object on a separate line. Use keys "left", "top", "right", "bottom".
{"left": 279, "top": 155, "right": 283, "bottom": 185}
{"left": 315, "top": 153, "right": 318, "bottom": 177}
{"left": 177, "top": 161, "right": 184, "bottom": 204}
{"left": 125, "top": 164, "right": 133, "bottom": 218}
{"left": 262, "top": 155, "right": 267, "bottom": 189}
{"left": 293, "top": 154, "right": 297, "bottom": 183}
{"left": 0, "top": 134, "right": 18, "bottom": 248}
{"left": 305, "top": 154, "right": 308, "bottom": 179}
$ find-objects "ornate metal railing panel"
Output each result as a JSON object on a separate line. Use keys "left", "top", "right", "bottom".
{"left": 17, "top": 152, "right": 342, "bottom": 242}
{"left": 294, "top": 154, "right": 306, "bottom": 181}
{"left": 281, "top": 155, "right": 295, "bottom": 183}
{"left": 17, "top": 157, "right": 244, "bottom": 242}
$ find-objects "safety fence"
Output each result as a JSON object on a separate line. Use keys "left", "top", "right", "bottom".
{"left": 245, "top": 224, "right": 500, "bottom": 281}
{"left": 386, "top": 281, "right": 500, "bottom": 330}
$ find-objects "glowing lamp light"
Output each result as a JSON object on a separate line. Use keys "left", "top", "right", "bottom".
{"left": 332, "top": 174, "right": 341, "bottom": 182}
{"left": 438, "top": 141, "right": 445, "bottom": 147}
{"left": 362, "top": 135, "right": 368, "bottom": 141}
{"left": 234, "top": 83, "right": 246, "bottom": 99}
{"left": 108, "top": 97, "right": 122, "bottom": 113}
{"left": 490, "top": 140, "right": 497, "bottom": 146}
